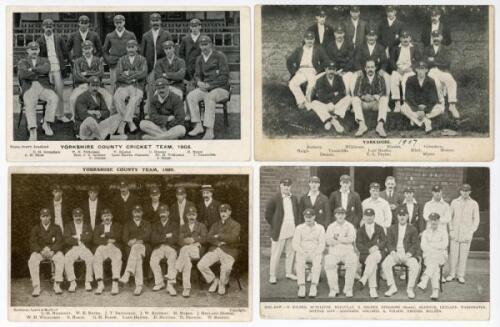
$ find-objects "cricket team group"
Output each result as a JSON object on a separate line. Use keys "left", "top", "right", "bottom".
{"left": 18, "top": 13, "right": 231, "bottom": 141}
{"left": 27, "top": 181, "right": 241, "bottom": 298}
{"left": 287, "top": 6, "right": 461, "bottom": 136}
{"left": 265, "top": 175, "right": 480, "bottom": 300}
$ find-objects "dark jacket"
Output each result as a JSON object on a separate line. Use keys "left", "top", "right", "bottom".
{"left": 80, "top": 198, "right": 105, "bottom": 229}
{"left": 140, "top": 28, "right": 172, "bottom": 73}
{"left": 380, "top": 189, "right": 403, "bottom": 225}
{"left": 422, "top": 45, "right": 452, "bottom": 71}
{"left": 116, "top": 54, "right": 148, "bottom": 89}
{"left": 122, "top": 219, "right": 152, "bottom": 250}
{"left": 148, "top": 92, "right": 186, "bottom": 129}
{"left": 299, "top": 192, "right": 331, "bottom": 228}
{"left": 63, "top": 221, "right": 93, "bottom": 250}
{"left": 153, "top": 55, "right": 187, "bottom": 93}
{"left": 67, "top": 30, "right": 103, "bottom": 60}
{"left": 93, "top": 222, "right": 122, "bottom": 247}
{"left": 353, "top": 42, "right": 389, "bottom": 72}
{"left": 326, "top": 39, "right": 356, "bottom": 72}
{"left": 73, "top": 55, "right": 104, "bottom": 86}
{"left": 264, "top": 193, "right": 301, "bottom": 242}
{"left": 111, "top": 193, "right": 141, "bottom": 225}
{"left": 421, "top": 20, "right": 452, "bottom": 47}
{"left": 74, "top": 90, "right": 110, "bottom": 134}
{"left": 198, "top": 199, "right": 222, "bottom": 229}
{"left": 150, "top": 218, "right": 179, "bottom": 249}
{"left": 286, "top": 45, "right": 329, "bottom": 76}
{"left": 356, "top": 223, "right": 387, "bottom": 262}
{"left": 312, "top": 74, "right": 346, "bottom": 105}
{"left": 36, "top": 34, "right": 70, "bottom": 76}
{"left": 178, "top": 33, "right": 201, "bottom": 80}
{"left": 142, "top": 201, "right": 164, "bottom": 223}
{"left": 385, "top": 223, "right": 421, "bottom": 257}
{"left": 178, "top": 221, "right": 208, "bottom": 248}
{"left": 378, "top": 17, "right": 405, "bottom": 50}
{"left": 46, "top": 199, "right": 73, "bottom": 228}
{"left": 389, "top": 45, "right": 421, "bottom": 72}
{"left": 403, "top": 201, "right": 425, "bottom": 235}
{"left": 30, "top": 223, "right": 64, "bottom": 253}
{"left": 353, "top": 73, "right": 386, "bottom": 97}
{"left": 329, "top": 190, "right": 363, "bottom": 228}
{"left": 102, "top": 29, "right": 137, "bottom": 67}
{"left": 307, "top": 23, "right": 335, "bottom": 47}
{"left": 17, "top": 56, "right": 53, "bottom": 94}
{"left": 207, "top": 217, "right": 241, "bottom": 259}
{"left": 194, "top": 50, "right": 230, "bottom": 91}
{"left": 344, "top": 18, "right": 368, "bottom": 49}
{"left": 404, "top": 75, "right": 440, "bottom": 112}
{"left": 170, "top": 200, "right": 195, "bottom": 226}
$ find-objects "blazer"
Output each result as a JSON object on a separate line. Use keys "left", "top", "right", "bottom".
{"left": 93, "top": 222, "right": 122, "bottom": 247}
{"left": 353, "top": 42, "right": 389, "bottom": 72}
{"left": 140, "top": 28, "right": 172, "bottom": 73}
{"left": 194, "top": 50, "right": 230, "bottom": 91}
{"left": 148, "top": 92, "right": 186, "bottom": 130}
{"left": 141, "top": 201, "right": 162, "bottom": 223}
{"left": 344, "top": 18, "right": 368, "bottom": 49}
{"left": 377, "top": 17, "right": 405, "bottom": 50}
{"left": 421, "top": 20, "right": 452, "bottom": 47}
{"left": 380, "top": 189, "right": 403, "bottom": 224}
{"left": 404, "top": 75, "right": 440, "bottom": 112}
{"left": 74, "top": 90, "right": 110, "bottom": 134}
{"left": 389, "top": 45, "right": 421, "bottom": 72}
{"left": 29, "top": 223, "right": 64, "bottom": 253}
{"left": 150, "top": 218, "right": 179, "bottom": 249}
{"left": 116, "top": 54, "right": 148, "bottom": 89}
{"left": 403, "top": 201, "right": 425, "bottom": 235}
{"left": 286, "top": 45, "right": 330, "bottom": 76}
{"left": 207, "top": 217, "right": 241, "bottom": 259}
{"left": 36, "top": 34, "right": 70, "bottom": 76}
{"left": 198, "top": 199, "right": 222, "bottom": 229}
{"left": 153, "top": 55, "right": 187, "bottom": 93}
{"left": 178, "top": 221, "right": 208, "bottom": 247}
{"left": 264, "top": 193, "right": 301, "bottom": 242}
{"left": 46, "top": 198, "right": 73, "bottom": 227}
{"left": 299, "top": 192, "right": 331, "bottom": 228}
{"left": 307, "top": 23, "right": 335, "bottom": 47}
{"left": 177, "top": 33, "right": 202, "bottom": 79}
{"left": 122, "top": 219, "right": 152, "bottom": 248}
{"left": 385, "top": 223, "right": 421, "bottom": 257}
{"left": 170, "top": 200, "right": 195, "bottom": 226}
{"left": 17, "top": 56, "right": 53, "bottom": 94}
{"left": 353, "top": 73, "right": 386, "bottom": 98}
{"left": 67, "top": 30, "right": 103, "bottom": 60}
{"left": 312, "top": 74, "right": 346, "bottom": 105}
{"left": 63, "top": 221, "right": 93, "bottom": 250}
{"left": 422, "top": 45, "right": 452, "bottom": 71}
{"left": 329, "top": 190, "right": 363, "bottom": 228}
{"left": 80, "top": 198, "right": 105, "bottom": 229}
{"left": 111, "top": 193, "right": 141, "bottom": 225}
{"left": 102, "top": 29, "right": 137, "bottom": 67}
{"left": 325, "top": 40, "right": 355, "bottom": 72}
{"left": 72, "top": 55, "right": 104, "bottom": 86}
{"left": 356, "top": 223, "right": 387, "bottom": 262}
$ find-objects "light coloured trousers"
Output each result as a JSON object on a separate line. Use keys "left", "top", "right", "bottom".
{"left": 114, "top": 85, "right": 144, "bottom": 123}
{"left": 64, "top": 245, "right": 94, "bottom": 282}
{"left": 324, "top": 249, "right": 358, "bottom": 293}
{"left": 310, "top": 96, "right": 351, "bottom": 122}
{"left": 361, "top": 251, "right": 382, "bottom": 287}
{"left": 423, "top": 252, "right": 447, "bottom": 289}
{"left": 187, "top": 87, "right": 229, "bottom": 129}
{"left": 449, "top": 240, "right": 471, "bottom": 278}
{"left": 382, "top": 252, "right": 420, "bottom": 288}
{"left": 49, "top": 69, "right": 66, "bottom": 117}
{"left": 175, "top": 244, "right": 201, "bottom": 289}
{"left": 139, "top": 120, "right": 186, "bottom": 139}
{"left": 391, "top": 70, "right": 415, "bottom": 100}
{"left": 288, "top": 68, "right": 317, "bottom": 105}
{"left": 69, "top": 84, "right": 114, "bottom": 119}
{"left": 93, "top": 244, "right": 122, "bottom": 280}
{"left": 197, "top": 247, "right": 235, "bottom": 285}
{"left": 352, "top": 96, "right": 389, "bottom": 123}
{"left": 79, "top": 115, "right": 121, "bottom": 140}
{"left": 150, "top": 244, "right": 177, "bottom": 285}
{"left": 124, "top": 244, "right": 146, "bottom": 286}
{"left": 109, "top": 66, "right": 117, "bottom": 92}
{"left": 23, "top": 81, "right": 58, "bottom": 129}
{"left": 269, "top": 237, "right": 295, "bottom": 278}
{"left": 429, "top": 68, "right": 457, "bottom": 103}
{"left": 401, "top": 103, "right": 445, "bottom": 126}
{"left": 296, "top": 251, "right": 322, "bottom": 285}
{"left": 28, "top": 251, "right": 65, "bottom": 286}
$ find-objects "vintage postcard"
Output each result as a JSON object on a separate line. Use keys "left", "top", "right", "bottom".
{"left": 254, "top": 5, "right": 494, "bottom": 161}
{"left": 6, "top": 6, "right": 251, "bottom": 161}
{"left": 260, "top": 165, "right": 489, "bottom": 319}
{"left": 8, "top": 166, "right": 252, "bottom": 322}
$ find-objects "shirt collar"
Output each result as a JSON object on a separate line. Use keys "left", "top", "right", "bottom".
{"left": 281, "top": 193, "right": 292, "bottom": 198}
{"left": 403, "top": 198, "right": 417, "bottom": 205}
{"left": 308, "top": 190, "right": 319, "bottom": 197}
{"left": 399, "top": 43, "right": 414, "bottom": 48}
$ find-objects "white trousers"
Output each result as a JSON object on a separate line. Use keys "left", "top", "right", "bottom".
{"left": 93, "top": 244, "right": 122, "bottom": 280}
{"left": 49, "top": 69, "right": 66, "bottom": 116}
{"left": 269, "top": 237, "right": 295, "bottom": 278}
{"left": 423, "top": 252, "right": 447, "bottom": 289}
{"left": 69, "top": 84, "right": 114, "bottom": 119}
{"left": 139, "top": 120, "right": 186, "bottom": 139}
{"left": 197, "top": 248, "right": 235, "bottom": 285}
{"left": 382, "top": 252, "right": 420, "bottom": 288}
{"left": 391, "top": 70, "right": 415, "bottom": 100}
{"left": 150, "top": 244, "right": 177, "bottom": 285}
{"left": 310, "top": 96, "right": 351, "bottom": 122}
{"left": 324, "top": 249, "right": 358, "bottom": 293}
{"left": 449, "top": 240, "right": 471, "bottom": 278}
{"left": 114, "top": 85, "right": 143, "bottom": 123}
{"left": 289, "top": 68, "right": 317, "bottom": 105}
{"left": 352, "top": 96, "right": 389, "bottom": 123}
{"left": 28, "top": 251, "right": 65, "bottom": 286}
{"left": 187, "top": 88, "right": 229, "bottom": 129}
{"left": 64, "top": 245, "right": 94, "bottom": 282}
{"left": 23, "top": 81, "right": 58, "bottom": 129}
{"left": 296, "top": 251, "right": 322, "bottom": 285}
{"left": 124, "top": 244, "right": 146, "bottom": 286}
{"left": 79, "top": 115, "right": 121, "bottom": 140}
{"left": 361, "top": 251, "right": 382, "bottom": 287}
{"left": 175, "top": 244, "right": 201, "bottom": 289}
{"left": 429, "top": 68, "right": 457, "bottom": 103}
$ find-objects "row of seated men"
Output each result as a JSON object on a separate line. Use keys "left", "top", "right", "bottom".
{"left": 17, "top": 13, "right": 230, "bottom": 141}
{"left": 27, "top": 183, "right": 241, "bottom": 298}
{"left": 265, "top": 175, "right": 480, "bottom": 300}
{"left": 286, "top": 6, "right": 460, "bottom": 137}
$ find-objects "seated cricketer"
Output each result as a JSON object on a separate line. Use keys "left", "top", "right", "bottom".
{"left": 93, "top": 209, "right": 122, "bottom": 295}
{"left": 351, "top": 59, "right": 389, "bottom": 137}
{"left": 28, "top": 208, "right": 65, "bottom": 297}
{"left": 308, "top": 61, "right": 351, "bottom": 133}
{"left": 401, "top": 60, "right": 444, "bottom": 133}
{"left": 417, "top": 212, "right": 448, "bottom": 300}
{"left": 120, "top": 205, "right": 152, "bottom": 296}
{"left": 69, "top": 40, "right": 113, "bottom": 120}
{"left": 286, "top": 30, "right": 329, "bottom": 110}
{"left": 17, "top": 41, "right": 59, "bottom": 141}
{"left": 356, "top": 208, "right": 387, "bottom": 299}
{"left": 381, "top": 206, "right": 421, "bottom": 299}
{"left": 186, "top": 35, "right": 230, "bottom": 140}
{"left": 114, "top": 39, "right": 147, "bottom": 135}
{"left": 324, "top": 24, "right": 356, "bottom": 95}
{"left": 424, "top": 29, "right": 460, "bottom": 119}
{"left": 139, "top": 78, "right": 186, "bottom": 140}
{"left": 175, "top": 205, "right": 208, "bottom": 297}
{"left": 197, "top": 204, "right": 241, "bottom": 295}
{"left": 324, "top": 207, "right": 357, "bottom": 298}
{"left": 63, "top": 208, "right": 94, "bottom": 293}
{"left": 74, "top": 76, "right": 121, "bottom": 140}
{"left": 153, "top": 40, "right": 186, "bottom": 99}
{"left": 149, "top": 204, "right": 179, "bottom": 296}
{"left": 292, "top": 208, "right": 326, "bottom": 298}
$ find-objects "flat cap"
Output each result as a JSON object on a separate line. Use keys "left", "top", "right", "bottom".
{"left": 150, "top": 186, "right": 161, "bottom": 196}
{"left": 88, "top": 76, "right": 101, "bottom": 85}
{"left": 350, "top": 6, "right": 360, "bottom": 13}
{"left": 82, "top": 40, "right": 93, "bottom": 49}
{"left": 369, "top": 182, "right": 380, "bottom": 190}
{"left": 42, "top": 19, "right": 54, "bottom": 26}
{"left": 162, "top": 40, "right": 175, "bottom": 49}
{"left": 364, "top": 208, "right": 375, "bottom": 216}
{"left": 113, "top": 15, "right": 125, "bottom": 22}
{"left": 51, "top": 184, "right": 62, "bottom": 191}
{"left": 158, "top": 204, "right": 169, "bottom": 213}
{"left": 400, "top": 30, "right": 411, "bottom": 38}
{"left": 414, "top": 60, "right": 428, "bottom": 69}
{"left": 403, "top": 187, "right": 414, "bottom": 193}
{"left": 309, "top": 176, "right": 321, "bottom": 183}
{"left": 88, "top": 185, "right": 99, "bottom": 192}
{"left": 304, "top": 30, "right": 315, "bottom": 40}
{"left": 334, "top": 207, "right": 346, "bottom": 214}
{"left": 101, "top": 208, "right": 112, "bottom": 215}
{"left": 132, "top": 204, "right": 143, "bottom": 212}
{"left": 40, "top": 208, "right": 51, "bottom": 216}
{"left": 127, "top": 39, "right": 138, "bottom": 47}
{"left": 26, "top": 41, "right": 39, "bottom": 50}
{"left": 78, "top": 15, "right": 90, "bottom": 23}
{"left": 428, "top": 212, "right": 440, "bottom": 220}
{"left": 460, "top": 184, "right": 472, "bottom": 191}
{"left": 386, "top": 5, "right": 396, "bottom": 12}
{"left": 200, "top": 184, "right": 214, "bottom": 192}
{"left": 190, "top": 18, "right": 201, "bottom": 26}
{"left": 199, "top": 35, "right": 212, "bottom": 45}
{"left": 396, "top": 206, "right": 408, "bottom": 216}
{"left": 431, "top": 8, "right": 442, "bottom": 16}
{"left": 150, "top": 13, "right": 161, "bottom": 20}
{"left": 334, "top": 25, "right": 345, "bottom": 33}
{"left": 118, "top": 180, "right": 129, "bottom": 188}
{"left": 186, "top": 206, "right": 197, "bottom": 214}
{"left": 324, "top": 61, "right": 337, "bottom": 70}
{"left": 154, "top": 77, "right": 168, "bottom": 88}
{"left": 220, "top": 203, "right": 232, "bottom": 211}
{"left": 431, "top": 185, "right": 442, "bottom": 192}
{"left": 176, "top": 187, "right": 187, "bottom": 195}
{"left": 316, "top": 8, "right": 327, "bottom": 16}
{"left": 303, "top": 208, "right": 316, "bottom": 218}
{"left": 280, "top": 178, "right": 292, "bottom": 186}
{"left": 72, "top": 207, "right": 84, "bottom": 216}
{"left": 367, "top": 28, "right": 377, "bottom": 36}
{"left": 340, "top": 174, "right": 351, "bottom": 182}
{"left": 431, "top": 30, "right": 442, "bottom": 37}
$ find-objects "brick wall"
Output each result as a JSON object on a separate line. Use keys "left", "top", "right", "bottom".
{"left": 261, "top": 5, "right": 489, "bottom": 83}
